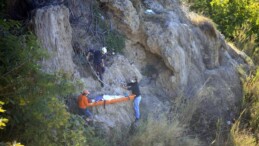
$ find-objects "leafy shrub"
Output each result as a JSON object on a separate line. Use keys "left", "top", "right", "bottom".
{"left": 186, "top": 0, "right": 259, "bottom": 65}
{"left": 92, "top": 2, "right": 125, "bottom": 53}
{"left": 105, "top": 30, "right": 125, "bottom": 53}
{"left": 0, "top": 18, "right": 104, "bottom": 146}
{"left": 0, "top": 101, "right": 8, "bottom": 129}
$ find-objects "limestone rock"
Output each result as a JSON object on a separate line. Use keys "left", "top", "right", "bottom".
{"left": 34, "top": 5, "right": 76, "bottom": 75}
{"left": 102, "top": 0, "right": 250, "bottom": 141}
{"left": 31, "top": 0, "right": 252, "bottom": 143}
{"left": 100, "top": 0, "right": 140, "bottom": 34}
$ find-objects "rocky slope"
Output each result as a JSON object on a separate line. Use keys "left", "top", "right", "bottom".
{"left": 29, "top": 0, "right": 251, "bottom": 144}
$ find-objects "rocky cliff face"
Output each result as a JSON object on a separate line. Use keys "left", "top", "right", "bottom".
{"left": 31, "top": 0, "right": 250, "bottom": 144}
{"left": 34, "top": 5, "right": 77, "bottom": 75}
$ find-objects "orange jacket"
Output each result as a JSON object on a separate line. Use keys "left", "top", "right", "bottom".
{"left": 77, "top": 94, "right": 89, "bottom": 109}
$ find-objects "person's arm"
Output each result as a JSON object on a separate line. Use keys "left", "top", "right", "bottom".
{"left": 126, "top": 83, "right": 133, "bottom": 90}
{"left": 120, "top": 83, "right": 130, "bottom": 90}
{"left": 121, "top": 84, "right": 128, "bottom": 90}
{"left": 83, "top": 96, "right": 89, "bottom": 107}
{"left": 101, "top": 59, "right": 105, "bottom": 67}
{"left": 86, "top": 50, "right": 94, "bottom": 61}
{"left": 86, "top": 52, "right": 91, "bottom": 61}
{"left": 101, "top": 54, "right": 106, "bottom": 67}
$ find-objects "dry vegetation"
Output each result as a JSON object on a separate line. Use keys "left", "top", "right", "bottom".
{"left": 129, "top": 116, "right": 201, "bottom": 146}
{"left": 228, "top": 42, "right": 254, "bottom": 66}
{"left": 230, "top": 68, "right": 259, "bottom": 146}
{"left": 128, "top": 83, "right": 217, "bottom": 146}
{"left": 188, "top": 12, "right": 217, "bottom": 38}
{"left": 231, "top": 116, "right": 258, "bottom": 146}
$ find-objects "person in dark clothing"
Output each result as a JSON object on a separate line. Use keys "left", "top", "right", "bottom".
{"left": 124, "top": 76, "right": 142, "bottom": 122}
{"left": 87, "top": 47, "right": 107, "bottom": 87}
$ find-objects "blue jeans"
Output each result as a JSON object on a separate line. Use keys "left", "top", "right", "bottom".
{"left": 134, "top": 95, "right": 141, "bottom": 120}
{"left": 79, "top": 108, "right": 92, "bottom": 118}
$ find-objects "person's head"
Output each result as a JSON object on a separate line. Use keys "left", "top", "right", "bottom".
{"left": 101, "top": 47, "right": 107, "bottom": 54}
{"left": 82, "top": 89, "right": 90, "bottom": 95}
{"left": 130, "top": 76, "right": 137, "bottom": 83}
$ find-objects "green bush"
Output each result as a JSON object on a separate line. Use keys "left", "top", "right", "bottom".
{"left": 92, "top": 2, "right": 125, "bottom": 53}
{"left": 0, "top": 18, "right": 105, "bottom": 146}
{"left": 186, "top": 0, "right": 259, "bottom": 64}
{"left": 0, "top": 101, "right": 8, "bottom": 129}
{"left": 105, "top": 30, "right": 125, "bottom": 53}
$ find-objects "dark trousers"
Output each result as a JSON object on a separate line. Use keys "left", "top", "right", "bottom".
{"left": 79, "top": 108, "right": 92, "bottom": 118}
{"left": 94, "top": 63, "right": 105, "bottom": 86}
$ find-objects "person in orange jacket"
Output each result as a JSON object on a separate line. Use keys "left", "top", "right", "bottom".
{"left": 77, "top": 90, "right": 92, "bottom": 118}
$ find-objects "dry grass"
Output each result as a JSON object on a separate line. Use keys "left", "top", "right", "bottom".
{"left": 127, "top": 76, "right": 245, "bottom": 146}
{"left": 172, "top": 77, "right": 237, "bottom": 145}
{"left": 228, "top": 69, "right": 259, "bottom": 146}
{"left": 129, "top": 115, "right": 201, "bottom": 146}
{"left": 127, "top": 94, "right": 206, "bottom": 146}
{"left": 230, "top": 119, "right": 258, "bottom": 146}
{"left": 128, "top": 79, "right": 216, "bottom": 146}
{"left": 188, "top": 12, "right": 217, "bottom": 38}
{"left": 227, "top": 42, "right": 254, "bottom": 66}
{"left": 174, "top": 78, "right": 213, "bottom": 125}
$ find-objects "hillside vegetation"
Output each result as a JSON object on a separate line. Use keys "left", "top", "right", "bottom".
{"left": 230, "top": 69, "right": 259, "bottom": 146}
{"left": 0, "top": 0, "right": 258, "bottom": 145}
{"left": 186, "top": 0, "right": 259, "bottom": 145}
{"left": 0, "top": 2, "right": 105, "bottom": 146}
{"left": 186, "top": 0, "right": 259, "bottom": 64}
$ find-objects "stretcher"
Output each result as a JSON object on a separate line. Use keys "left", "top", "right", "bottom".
{"left": 86, "top": 94, "right": 136, "bottom": 107}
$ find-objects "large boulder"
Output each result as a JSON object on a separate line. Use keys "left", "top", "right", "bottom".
{"left": 100, "top": 0, "right": 249, "bottom": 141}
{"left": 34, "top": 5, "right": 77, "bottom": 75}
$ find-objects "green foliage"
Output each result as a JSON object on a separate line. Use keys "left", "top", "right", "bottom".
{"left": 210, "top": 0, "right": 258, "bottom": 39}
{"left": 188, "top": 0, "right": 212, "bottom": 16}
{"left": 187, "top": 0, "right": 259, "bottom": 141}
{"left": 92, "top": 2, "right": 125, "bottom": 53}
{"left": 0, "top": 18, "right": 104, "bottom": 146}
{"left": 0, "top": 0, "right": 6, "bottom": 15}
{"left": 61, "top": 115, "right": 106, "bottom": 146}
{"left": 187, "top": 0, "right": 259, "bottom": 64}
{"left": 188, "top": 0, "right": 259, "bottom": 39}
{"left": 105, "top": 30, "right": 125, "bottom": 53}
{"left": 0, "top": 101, "right": 8, "bottom": 129}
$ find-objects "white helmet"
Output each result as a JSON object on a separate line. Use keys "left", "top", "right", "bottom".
{"left": 130, "top": 76, "right": 137, "bottom": 83}
{"left": 101, "top": 47, "right": 107, "bottom": 54}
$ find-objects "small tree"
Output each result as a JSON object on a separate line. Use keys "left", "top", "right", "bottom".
{"left": 0, "top": 16, "right": 105, "bottom": 146}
